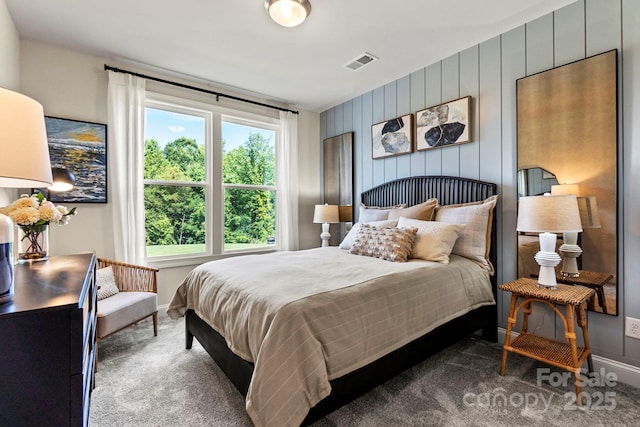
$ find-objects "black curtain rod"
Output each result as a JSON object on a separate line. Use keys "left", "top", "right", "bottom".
{"left": 104, "top": 64, "right": 299, "bottom": 115}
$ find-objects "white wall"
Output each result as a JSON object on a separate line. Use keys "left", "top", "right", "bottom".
{"left": 18, "top": 40, "right": 321, "bottom": 305}
{"left": 0, "top": 0, "right": 20, "bottom": 206}
{"left": 321, "top": 0, "right": 640, "bottom": 367}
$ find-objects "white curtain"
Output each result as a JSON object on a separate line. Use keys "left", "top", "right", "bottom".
{"left": 276, "top": 111, "right": 299, "bottom": 251}
{"left": 107, "top": 71, "right": 146, "bottom": 264}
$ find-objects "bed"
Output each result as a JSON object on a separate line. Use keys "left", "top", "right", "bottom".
{"left": 168, "top": 175, "right": 498, "bottom": 426}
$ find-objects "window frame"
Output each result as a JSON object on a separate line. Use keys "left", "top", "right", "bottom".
{"left": 143, "top": 92, "right": 281, "bottom": 268}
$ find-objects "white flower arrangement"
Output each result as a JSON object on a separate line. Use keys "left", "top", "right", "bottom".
{"left": 0, "top": 193, "right": 77, "bottom": 260}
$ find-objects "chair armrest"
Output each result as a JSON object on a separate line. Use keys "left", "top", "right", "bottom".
{"left": 97, "top": 258, "right": 158, "bottom": 293}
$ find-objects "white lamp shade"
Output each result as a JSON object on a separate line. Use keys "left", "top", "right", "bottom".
{"left": 577, "top": 196, "right": 601, "bottom": 228}
{"left": 0, "top": 88, "right": 53, "bottom": 187}
{"left": 265, "top": 0, "right": 311, "bottom": 27}
{"left": 313, "top": 204, "right": 339, "bottom": 224}
{"left": 517, "top": 195, "right": 582, "bottom": 233}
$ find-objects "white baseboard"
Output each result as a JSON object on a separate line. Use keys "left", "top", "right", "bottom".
{"left": 497, "top": 327, "right": 640, "bottom": 389}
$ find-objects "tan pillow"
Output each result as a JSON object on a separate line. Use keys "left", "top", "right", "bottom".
{"left": 349, "top": 224, "right": 417, "bottom": 262}
{"left": 358, "top": 203, "right": 406, "bottom": 222}
{"left": 434, "top": 195, "right": 498, "bottom": 273}
{"left": 388, "top": 198, "right": 438, "bottom": 221}
{"left": 397, "top": 217, "right": 465, "bottom": 263}
{"left": 96, "top": 266, "right": 119, "bottom": 300}
{"left": 339, "top": 219, "right": 398, "bottom": 250}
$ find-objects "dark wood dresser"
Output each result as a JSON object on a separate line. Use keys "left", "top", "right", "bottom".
{"left": 0, "top": 253, "right": 97, "bottom": 426}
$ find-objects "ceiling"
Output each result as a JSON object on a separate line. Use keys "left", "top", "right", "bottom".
{"left": 5, "top": 0, "right": 576, "bottom": 113}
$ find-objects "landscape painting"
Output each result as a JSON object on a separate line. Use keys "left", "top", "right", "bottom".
{"left": 415, "top": 96, "right": 471, "bottom": 150}
{"left": 43, "top": 117, "right": 107, "bottom": 203}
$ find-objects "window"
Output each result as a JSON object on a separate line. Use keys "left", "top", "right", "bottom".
{"left": 143, "top": 101, "right": 210, "bottom": 260}
{"left": 222, "top": 120, "right": 277, "bottom": 251}
{"left": 143, "top": 94, "right": 280, "bottom": 264}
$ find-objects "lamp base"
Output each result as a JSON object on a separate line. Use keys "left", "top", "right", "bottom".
{"left": 560, "top": 231, "right": 582, "bottom": 278}
{"left": 534, "top": 232, "right": 562, "bottom": 289}
{"left": 0, "top": 213, "right": 14, "bottom": 304}
{"left": 320, "top": 223, "right": 331, "bottom": 248}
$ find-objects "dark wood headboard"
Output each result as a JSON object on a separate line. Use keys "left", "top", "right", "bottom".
{"left": 361, "top": 175, "right": 497, "bottom": 208}
{"left": 361, "top": 175, "right": 498, "bottom": 295}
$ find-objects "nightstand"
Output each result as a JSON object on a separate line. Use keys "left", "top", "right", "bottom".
{"left": 557, "top": 270, "right": 613, "bottom": 314}
{"left": 499, "top": 277, "right": 595, "bottom": 401}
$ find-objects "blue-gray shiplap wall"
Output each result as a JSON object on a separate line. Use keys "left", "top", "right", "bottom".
{"left": 320, "top": 0, "right": 640, "bottom": 366}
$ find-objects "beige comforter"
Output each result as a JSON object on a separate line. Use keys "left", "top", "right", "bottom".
{"left": 167, "top": 248, "right": 494, "bottom": 427}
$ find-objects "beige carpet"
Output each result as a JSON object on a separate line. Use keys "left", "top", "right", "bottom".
{"left": 90, "top": 312, "right": 640, "bottom": 426}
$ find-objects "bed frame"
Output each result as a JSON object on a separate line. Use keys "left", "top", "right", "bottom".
{"left": 185, "top": 175, "right": 498, "bottom": 425}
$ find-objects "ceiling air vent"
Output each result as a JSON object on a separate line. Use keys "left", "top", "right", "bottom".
{"left": 343, "top": 52, "right": 379, "bottom": 71}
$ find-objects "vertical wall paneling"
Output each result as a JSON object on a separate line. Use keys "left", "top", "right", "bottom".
{"left": 333, "top": 103, "right": 344, "bottom": 136}
{"left": 342, "top": 100, "right": 353, "bottom": 140}
{"left": 554, "top": 0, "right": 586, "bottom": 65}
{"left": 478, "top": 35, "right": 507, "bottom": 327}
{"left": 586, "top": 0, "right": 621, "bottom": 56}
{"left": 361, "top": 91, "right": 374, "bottom": 194}
{"left": 526, "top": 14, "right": 555, "bottom": 74}
{"left": 410, "top": 69, "right": 426, "bottom": 176}
{"left": 326, "top": 107, "right": 335, "bottom": 137}
{"left": 478, "top": 36, "right": 503, "bottom": 188}
{"left": 500, "top": 26, "right": 526, "bottom": 328}
{"left": 320, "top": 0, "right": 639, "bottom": 366}
{"left": 396, "top": 75, "right": 412, "bottom": 179}
{"left": 425, "top": 62, "right": 443, "bottom": 175}
{"left": 441, "top": 54, "right": 461, "bottom": 176}
{"left": 352, "top": 96, "right": 364, "bottom": 204}
{"left": 459, "top": 45, "right": 480, "bottom": 180}
{"left": 622, "top": 0, "right": 640, "bottom": 361}
{"left": 384, "top": 82, "right": 398, "bottom": 182}
{"left": 372, "top": 87, "right": 385, "bottom": 186}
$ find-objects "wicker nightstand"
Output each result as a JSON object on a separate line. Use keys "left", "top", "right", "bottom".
{"left": 499, "top": 277, "right": 595, "bottom": 401}
{"left": 557, "top": 270, "right": 613, "bottom": 314}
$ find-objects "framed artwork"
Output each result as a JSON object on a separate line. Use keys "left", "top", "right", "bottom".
{"left": 371, "top": 114, "right": 413, "bottom": 159}
{"left": 38, "top": 116, "right": 108, "bottom": 203}
{"left": 415, "top": 96, "right": 471, "bottom": 150}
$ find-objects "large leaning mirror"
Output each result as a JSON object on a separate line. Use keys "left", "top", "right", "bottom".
{"left": 323, "top": 132, "right": 354, "bottom": 246}
{"left": 517, "top": 49, "right": 618, "bottom": 315}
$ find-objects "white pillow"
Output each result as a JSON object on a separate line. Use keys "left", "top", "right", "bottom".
{"left": 358, "top": 203, "right": 406, "bottom": 222}
{"left": 397, "top": 217, "right": 466, "bottom": 263}
{"left": 339, "top": 218, "right": 398, "bottom": 250}
{"left": 96, "top": 266, "right": 119, "bottom": 300}
{"left": 434, "top": 195, "right": 498, "bottom": 273}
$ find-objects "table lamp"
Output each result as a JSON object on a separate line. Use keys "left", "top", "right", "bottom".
{"left": 551, "top": 185, "right": 601, "bottom": 277}
{"left": 0, "top": 87, "right": 53, "bottom": 303}
{"left": 516, "top": 195, "right": 582, "bottom": 289}
{"left": 313, "top": 204, "right": 339, "bottom": 247}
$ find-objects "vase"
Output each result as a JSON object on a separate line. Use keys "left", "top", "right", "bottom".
{"left": 16, "top": 224, "right": 49, "bottom": 263}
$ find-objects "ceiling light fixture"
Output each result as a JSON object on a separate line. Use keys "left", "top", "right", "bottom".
{"left": 264, "top": 0, "right": 311, "bottom": 27}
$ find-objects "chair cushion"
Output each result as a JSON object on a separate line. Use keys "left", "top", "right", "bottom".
{"left": 97, "top": 291, "right": 157, "bottom": 339}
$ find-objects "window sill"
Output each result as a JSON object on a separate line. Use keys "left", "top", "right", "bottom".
{"left": 147, "top": 247, "right": 278, "bottom": 269}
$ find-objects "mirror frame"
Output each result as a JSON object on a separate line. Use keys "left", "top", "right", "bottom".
{"left": 323, "top": 132, "right": 354, "bottom": 246}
